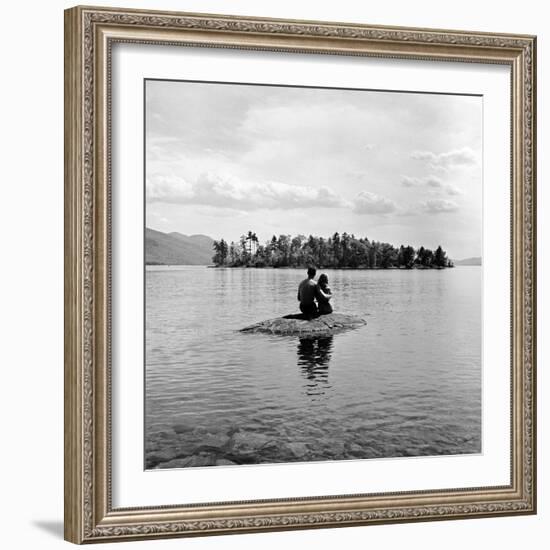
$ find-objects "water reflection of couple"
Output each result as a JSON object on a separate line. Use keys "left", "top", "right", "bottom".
{"left": 297, "top": 337, "right": 333, "bottom": 397}
{"left": 297, "top": 267, "right": 333, "bottom": 317}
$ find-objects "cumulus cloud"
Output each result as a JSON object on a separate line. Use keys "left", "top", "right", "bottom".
{"left": 411, "top": 147, "right": 478, "bottom": 170}
{"left": 353, "top": 191, "right": 397, "bottom": 215}
{"left": 425, "top": 176, "right": 443, "bottom": 188}
{"left": 400, "top": 176, "right": 416, "bottom": 188}
{"left": 445, "top": 184, "right": 462, "bottom": 196}
{"left": 401, "top": 175, "right": 463, "bottom": 198}
{"left": 146, "top": 172, "right": 348, "bottom": 211}
{"left": 401, "top": 175, "right": 443, "bottom": 188}
{"left": 422, "top": 199, "right": 459, "bottom": 214}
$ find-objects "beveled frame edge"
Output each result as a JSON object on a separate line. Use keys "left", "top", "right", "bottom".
{"left": 64, "top": 5, "right": 537, "bottom": 544}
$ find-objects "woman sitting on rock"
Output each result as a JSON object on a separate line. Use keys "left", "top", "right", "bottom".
{"left": 316, "top": 273, "right": 333, "bottom": 315}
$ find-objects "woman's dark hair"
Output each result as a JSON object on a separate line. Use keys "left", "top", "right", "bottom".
{"left": 318, "top": 273, "right": 329, "bottom": 286}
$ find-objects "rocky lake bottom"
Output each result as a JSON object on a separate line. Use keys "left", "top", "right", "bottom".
{"left": 146, "top": 417, "right": 481, "bottom": 469}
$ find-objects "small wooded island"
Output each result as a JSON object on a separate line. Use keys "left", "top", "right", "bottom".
{"left": 212, "top": 231, "right": 454, "bottom": 269}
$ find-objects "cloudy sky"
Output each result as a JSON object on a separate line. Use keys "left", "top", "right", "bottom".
{"left": 145, "top": 79, "right": 482, "bottom": 259}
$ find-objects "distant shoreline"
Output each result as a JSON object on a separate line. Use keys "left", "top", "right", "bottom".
{"left": 145, "top": 227, "right": 481, "bottom": 269}
{"left": 146, "top": 263, "right": 481, "bottom": 269}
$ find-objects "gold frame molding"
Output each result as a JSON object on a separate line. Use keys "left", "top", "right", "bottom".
{"left": 64, "top": 5, "right": 537, "bottom": 544}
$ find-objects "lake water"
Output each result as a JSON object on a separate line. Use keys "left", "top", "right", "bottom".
{"left": 145, "top": 266, "right": 481, "bottom": 469}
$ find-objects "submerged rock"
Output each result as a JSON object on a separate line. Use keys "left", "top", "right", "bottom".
{"left": 230, "top": 431, "right": 275, "bottom": 455}
{"left": 240, "top": 312, "right": 366, "bottom": 336}
{"left": 215, "top": 458, "right": 238, "bottom": 466}
{"left": 172, "top": 423, "right": 194, "bottom": 435}
{"left": 286, "top": 442, "right": 309, "bottom": 458}
{"left": 159, "top": 454, "right": 218, "bottom": 468}
{"left": 201, "top": 433, "right": 231, "bottom": 449}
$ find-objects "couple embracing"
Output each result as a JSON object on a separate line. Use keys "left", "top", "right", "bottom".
{"left": 297, "top": 267, "right": 333, "bottom": 317}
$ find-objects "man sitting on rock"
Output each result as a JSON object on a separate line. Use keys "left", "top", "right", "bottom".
{"left": 297, "top": 266, "right": 319, "bottom": 317}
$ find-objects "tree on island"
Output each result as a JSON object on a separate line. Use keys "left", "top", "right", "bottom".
{"left": 398, "top": 245, "right": 416, "bottom": 268}
{"left": 434, "top": 245, "right": 448, "bottom": 268}
{"left": 212, "top": 231, "right": 454, "bottom": 270}
{"left": 212, "top": 238, "right": 229, "bottom": 266}
{"left": 245, "top": 231, "right": 258, "bottom": 257}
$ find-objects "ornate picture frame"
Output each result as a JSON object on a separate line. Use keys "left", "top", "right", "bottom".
{"left": 64, "top": 5, "right": 536, "bottom": 544}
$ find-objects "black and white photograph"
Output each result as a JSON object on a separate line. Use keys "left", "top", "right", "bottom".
{"left": 55, "top": 2, "right": 540, "bottom": 545}
{"left": 144, "top": 79, "right": 482, "bottom": 470}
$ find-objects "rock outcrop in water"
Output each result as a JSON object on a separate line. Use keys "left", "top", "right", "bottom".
{"left": 240, "top": 312, "right": 366, "bottom": 336}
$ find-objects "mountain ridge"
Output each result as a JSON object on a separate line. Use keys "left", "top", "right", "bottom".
{"left": 454, "top": 256, "right": 482, "bottom": 266}
{"left": 146, "top": 227, "right": 214, "bottom": 265}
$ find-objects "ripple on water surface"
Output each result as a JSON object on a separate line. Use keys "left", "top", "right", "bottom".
{"left": 145, "top": 266, "right": 481, "bottom": 469}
